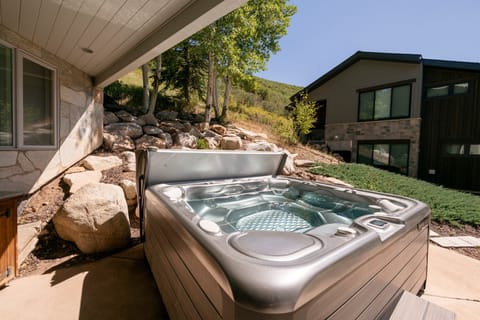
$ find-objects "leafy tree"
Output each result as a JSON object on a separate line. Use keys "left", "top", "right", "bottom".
{"left": 292, "top": 91, "right": 318, "bottom": 140}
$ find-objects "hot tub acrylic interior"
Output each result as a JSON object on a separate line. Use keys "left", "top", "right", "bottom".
{"left": 137, "top": 150, "right": 431, "bottom": 320}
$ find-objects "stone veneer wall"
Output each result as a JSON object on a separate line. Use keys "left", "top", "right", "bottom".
{"left": 0, "top": 26, "right": 103, "bottom": 194}
{"left": 325, "top": 118, "right": 422, "bottom": 177}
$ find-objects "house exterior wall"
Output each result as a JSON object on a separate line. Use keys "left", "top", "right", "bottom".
{"left": 0, "top": 26, "right": 103, "bottom": 194}
{"left": 307, "top": 59, "right": 423, "bottom": 177}
{"left": 325, "top": 118, "right": 421, "bottom": 177}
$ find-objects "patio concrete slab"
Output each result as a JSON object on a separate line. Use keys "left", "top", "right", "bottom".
{"left": 430, "top": 236, "right": 480, "bottom": 248}
{"left": 423, "top": 244, "right": 480, "bottom": 320}
{"left": 17, "top": 221, "right": 42, "bottom": 266}
{"left": 0, "top": 245, "right": 167, "bottom": 320}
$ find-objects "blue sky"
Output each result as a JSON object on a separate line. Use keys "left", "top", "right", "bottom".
{"left": 256, "top": 0, "right": 480, "bottom": 87}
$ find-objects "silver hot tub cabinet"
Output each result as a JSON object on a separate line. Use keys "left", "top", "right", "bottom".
{"left": 136, "top": 150, "right": 430, "bottom": 320}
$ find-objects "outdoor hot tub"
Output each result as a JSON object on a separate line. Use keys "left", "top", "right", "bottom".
{"left": 136, "top": 149, "right": 430, "bottom": 320}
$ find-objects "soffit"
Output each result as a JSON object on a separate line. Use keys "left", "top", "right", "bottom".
{"left": 0, "top": 0, "right": 244, "bottom": 87}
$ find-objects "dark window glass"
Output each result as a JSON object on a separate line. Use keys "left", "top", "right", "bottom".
{"left": 357, "top": 144, "right": 373, "bottom": 164}
{"left": 453, "top": 82, "right": 468, "bottom": 95}
{"left": 0, "top": 44, "right": 13, "bottom": 146}
{"left": 445, "top": 144, "right": 465, "bottom": 155}
{"left": 373, "top": 144, "right": 390, "bottom": 165}
{"left": 374, "top": 88, "right": 391, "bottom": 119}
{"left": 426, "top": 85, "right": 448, "bottom": 98}
{"left": 391, "top": 85, "right": 410, "bottom": 118}
{"left": 23, "top": 58, "right": 54, "bottom": 146}
{"left": 357, "top": 142, "right": 409, "bottom": 175}
{"left": 359, "top": 91, "right": 374, "bottom": 121}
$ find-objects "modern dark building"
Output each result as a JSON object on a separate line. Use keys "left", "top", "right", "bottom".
{"left": 293, "top": 51, "right": 480, "bottom": 192}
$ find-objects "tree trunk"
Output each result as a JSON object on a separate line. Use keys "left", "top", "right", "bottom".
{"left": 141, "top": 64, "right": 149, "bottom": 113}
{"left": 204, "top": 51, "right": 215, "bottom": 124}
{"left": 147, "top": 55, "right": 162, "bottom": 116}
{"left": 212, "top": 70, "right": 219, "bottom": 119}
{"left": 183, "top": 44, "right": 191, "bottom": 105}
{"left": 221, "top": 76, "right": 231, "bottom": 122}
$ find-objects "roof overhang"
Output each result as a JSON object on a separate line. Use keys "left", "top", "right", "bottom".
{"left": 0, "top": 0, "right": 246, "bottom": 88}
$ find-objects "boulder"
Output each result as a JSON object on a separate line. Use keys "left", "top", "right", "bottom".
{"left": 115, "top": 110, "right": 137, "bottom": 122}
{"left": 204, "top": 130, "right": 222, "bottom": 140}
{"left": 103, "top": 133, "right": 135, "bottom": 152}
{"left": 63, "top": 170, "right": 102, "bottom": 193}
{"left": 83, "top": 155, "right": 123, "bottom": 171}
{"left": 119, "top": 179, "right": 137, "bottom": 200}
{"left": 183, "top": 122, "right": 193, "bottom": 132}
{"left": 189, "top": 126, "right": 203, "bottom": 138}
{"left": 210, "top": 124, "right": 227, "bottom": 135}
{"left": 282, "top": 150, "right": 297, "bottom": 175}
{"left": 158, "top": 132, "right": 173, "bottom": 148}
{"left": 103, "top": 112, "right": 119, "bottom": 125}
{"left": 294, "top": 159, "right": 316, "bottom": 167}
{"left": 104, "top": 122, "right": 143, "bottom": 139}
{"left": 156, "top": 110, "right": 178, "bottom": 121}
{"left": 220, "top": 136, "right": 243, "bottom": 150}
{"left": 195, "top": 122, "right": 209, "bottom": 132}
{"left": 120, "top": 151, "right": 136, "bottom": 172}
{"left": 205, "top": 137, "right": 219, "bottom": 149}
{"left": 65, "top": 166, "right": 86, "bottom": 174}
{"left": 245, "top": 141, "right": 279, "bottom": 152}
{"left": 175, "top": 133, "right": 197, "bottom": 149}
{"left": 237, "top": 127, "right": 268, "bottom": 141}
{"left": 135, "top": 135, "right": 167, "bottom": 150}
{"left": 143, "top": 125, "right": 163, "bottom": 136}
{"left": 53, "top": 183, "right": 130, "bottom": 254}
{"left": 138, "top": 113, "right": 159, "bottom": 126}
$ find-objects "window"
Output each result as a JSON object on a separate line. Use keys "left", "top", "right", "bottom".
{"left": 358, "top": 84, "right": 411, "bottom": 121}
{"left": 426, "top": 82, "right": 469, "bottom": 98}
{"left": 0, "top": 42, "right": 56, "bottom": 149}
{"left": 357, "top": 141, "right": 409, "bottom": 175}
{"left": 0, "top": 44, "right": 13, "bottom": 146}
{"left": 444, "top": 144, "right": 480, "bottom": 156}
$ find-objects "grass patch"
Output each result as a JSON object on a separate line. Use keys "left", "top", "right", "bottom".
{"left": 310, "top": 163, "right": 480, "bottom": 227}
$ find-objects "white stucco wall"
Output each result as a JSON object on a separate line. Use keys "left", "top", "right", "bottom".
{"left": 0, "top": 26, "right": 103, "bottom": 194}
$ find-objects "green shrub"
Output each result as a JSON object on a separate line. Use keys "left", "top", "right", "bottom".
{"left": 310, "top": 163, "right": 480, "bottom": 227}
{"left": 292, "top": 91, "right": 317, "bottom": 138}
{"left": 196, "top": 138, "right": 210, "bottom": 149}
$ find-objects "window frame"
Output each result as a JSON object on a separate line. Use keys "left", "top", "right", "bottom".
{"left": 443, "top": 143, "right": 480, "bottom": 157}
{"left": 0, "top": 43, "right": 58, "bottom": 150}
{"left": 357, "top": 82, "right": 412, "bottom": 122}
{"left": 357, "top": 140, "right": 410, "bottom": 175}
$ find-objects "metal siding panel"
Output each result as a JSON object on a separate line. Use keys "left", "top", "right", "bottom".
{"left": 32, "top": 0, "right": 61, "bottom": 47}
{"left": 55, "top": 0, "right": 104, "bottom": 60}
{"left": 46, "top": 0, "right": 84, "bottom": 54}
{"left": 66, "top": 0, "right": 127, "bottom": 66}
{"left": 18, "top": 0, "right": 42, "bottom": 41}
{"left": 1, "top": 0, "right": 20, "bottom": 32}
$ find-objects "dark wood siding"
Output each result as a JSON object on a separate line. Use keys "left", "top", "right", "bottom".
{"left": 419, "top": 67, "right": 480, "bottom": 191}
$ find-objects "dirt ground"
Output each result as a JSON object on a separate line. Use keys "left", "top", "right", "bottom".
{"left": 16, "top": 135, "right": 480, "bottom": 277}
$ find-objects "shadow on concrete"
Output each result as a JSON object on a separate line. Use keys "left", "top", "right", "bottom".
{"left": 50, "top": 245, "right": 169, "bottom": 319}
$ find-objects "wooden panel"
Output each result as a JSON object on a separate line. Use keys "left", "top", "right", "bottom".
{"left": 1, "top": 0, "right": 20, "bottom": 32}
{"left": 0, "top": 198, "right": 18, "bottom": 287}
{"left": 144, "top": 194, "right": 233, "bottom": 317}
{"left": 45, "top": 0, "right": 84, "bottom": 54}
{"left": 76, "top": 0, "right": 149, "bottom": 69}
{"left": 147, "top": 212, "right": 222, "bottom": 319}
{"left": 86, "top": 0, "right": 179, "bottom": 74}
{"left": 67, "top": 0, "right": 128, "bottom": 63}
{"left": 32, "top": 0, "right": 61, "bottom": 47}
{"left": 357, "top": 254, "right": 428, "bottom": 320}
{"left": 55, "top": 0, "right": 105, "bottom": 60}
{"left": 328, "top": 229, "right": 428, "bottom": 320}
{"left": 303, "top": 226, "right": 427, "bottom": 320}
{"left": 18, "top": 0, "right": 42, "bottom": 41}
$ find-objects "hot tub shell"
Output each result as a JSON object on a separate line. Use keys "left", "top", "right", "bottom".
{"left": 136, "top": 150, "right": 430, "bottom": 320}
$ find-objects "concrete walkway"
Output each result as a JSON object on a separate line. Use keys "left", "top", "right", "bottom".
{"left": 0, "top": 244, "right": 478, "bottom": 320}
{"left": 0, "top": 245, "right": 167, "bottom": 320}
{"left": 423, "top": 245, "right": 480, "bottom": 320}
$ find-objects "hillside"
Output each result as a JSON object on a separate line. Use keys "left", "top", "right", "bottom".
{"left": 108, "top": 69, "right": 302, "bottom": 117}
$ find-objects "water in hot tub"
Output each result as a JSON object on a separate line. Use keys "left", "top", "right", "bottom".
{"left": 182, "top": 180, "right": 378, "bottom": 234}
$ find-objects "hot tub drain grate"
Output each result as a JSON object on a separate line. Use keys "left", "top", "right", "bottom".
{"left": 235, "top": 209, "right": 311, "bottom": 232}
